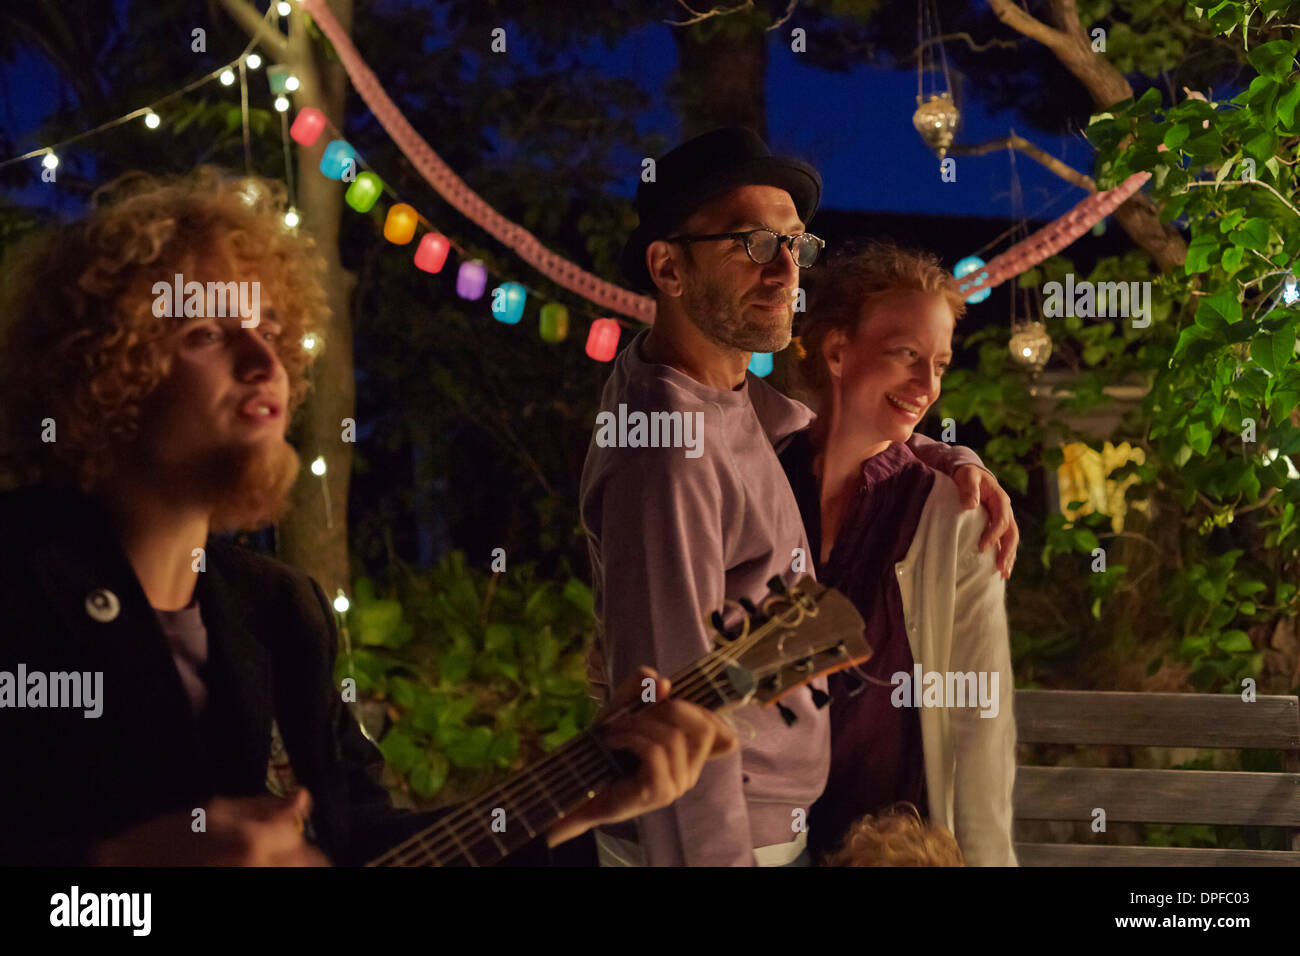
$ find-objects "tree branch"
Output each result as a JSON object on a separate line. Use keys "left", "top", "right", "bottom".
{"left": 949, "top": 133, "right": 1096, "bottom": 191}
{"left": 217, "top": 0, "right": 288, "bottom": 57}
{"left": 1185, "top": 180, "right": 1300, "bottom": 220}
{"left": 985, "top": 0, "right": 1069, "bottom": 53}
{"left": 666, "top": 0, "right": 754, "bottom": 27}
{"left": 908, "top": 31, "right": 1019, "bottom": 61}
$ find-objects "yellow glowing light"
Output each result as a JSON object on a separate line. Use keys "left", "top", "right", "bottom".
{"left": 42, "top": 152, "right": 58, "bottom": 169}
{"left": 274, "top": 96, "right": 290, "bottom": 112}
{"left": 333, "top": 590, "right": 350, "bottom": 613}
{"left": 311, "top": 456, "right": 326, "bottom": 476}
{"left": 219, "top": 68, "right": 235, "bottom": 86}
{"left": 283, "top": 208, "right": 300, "bottom": 228}
{"left": 245, "top": 53, "right": 262, "bottom": 69}
{"left": 284, "top": 75, "right": 300, "bottom": 92}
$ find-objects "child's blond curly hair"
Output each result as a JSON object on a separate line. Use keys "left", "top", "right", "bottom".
{"left": 821, "top": 803, "right": 965, "bottom": 867}
{"left": 0, "top": 166, "right": 328, "bottom": 494}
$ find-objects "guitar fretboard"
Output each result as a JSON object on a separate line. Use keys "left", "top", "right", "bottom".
{"left": 368, "top": 651, "right": 738, "bottom": 866}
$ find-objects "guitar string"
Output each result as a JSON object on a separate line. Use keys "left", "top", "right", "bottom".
{"left": 373, "top": 588, "right": 831, "bottom": 866}
{"left": 375, "top": 590, "right": 828, "bottom": 866}
{"left": 382, "top": 590, "right": 846, "bottom": 867}
{"left": 380, "top": 663, "right": 729, "bottom": 867}
{"left": 372, "top": 634, "right": 739, "bottom": 866}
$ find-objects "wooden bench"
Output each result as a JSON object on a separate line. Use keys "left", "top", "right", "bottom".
{"left": 1011, "top": 689, "right": 1300, "bottom": 866}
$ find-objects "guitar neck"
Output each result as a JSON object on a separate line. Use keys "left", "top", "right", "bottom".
{"left": 367, "top": 652, "right": 741, "bottom": 867}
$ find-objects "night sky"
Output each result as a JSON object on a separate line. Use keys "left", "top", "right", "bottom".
{"left": 0, "top": 7, "right": 1094, "bottom": 227}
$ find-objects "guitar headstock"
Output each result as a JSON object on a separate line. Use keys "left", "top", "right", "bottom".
{"left": 711, "top": 576, "right": 870, "bottom": 708}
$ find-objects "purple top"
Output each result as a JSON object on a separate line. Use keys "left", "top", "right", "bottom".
{"left": 154, "top": 594, "right": 209, "bottom": 716}
{"left": 780, "top": 433, "right": 981, "bottom": 860}
{"left": 580, "top": 329, "right": 829, "bottom": 866}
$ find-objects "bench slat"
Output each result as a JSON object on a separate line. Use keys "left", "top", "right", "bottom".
{"left": 1013, "top": 691, "right": 1300, "bottom": 749}
{"left": 1015, "top": 767, "right": 1300, "bottom": 826}
{"left": 1015, "top": 843, "right": 1300, "bottom": 867}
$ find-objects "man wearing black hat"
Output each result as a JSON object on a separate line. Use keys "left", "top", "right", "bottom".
{"left": 579, "top": 128, "right": 1013, "bottom": 866}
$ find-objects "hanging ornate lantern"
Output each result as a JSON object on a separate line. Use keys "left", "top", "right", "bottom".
{"left": 912, "top": 92, "right": 960, "bottom": 159}
{"left": 1010, "top": 320, "right": 1052, "bottom": 373}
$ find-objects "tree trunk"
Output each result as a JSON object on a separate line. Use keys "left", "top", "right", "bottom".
{"left": 985, "top": 0, "right": 1187, "bottom": 272}
{"left": 670, "top": 18, "right": 768, "bottom": 140}
{"left": 276, "top": 0, "right": 356, "bottom": 601}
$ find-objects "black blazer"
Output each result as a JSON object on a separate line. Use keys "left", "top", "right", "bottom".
{"left": 0, "top": 485, "right": 547, "bottom": 866}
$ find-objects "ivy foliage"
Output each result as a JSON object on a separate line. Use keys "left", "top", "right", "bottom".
{"left": 335, "top": 550, "right": 598, "bottom": 803}
{"left": 941, "top": 2, "right": 1299, "bottom": 693}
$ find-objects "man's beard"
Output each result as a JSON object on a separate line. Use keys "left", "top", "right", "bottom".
{"left": 680, "top": 266, "right": 793, "bottom": 354}
{"left": 202, "top": 439, "right": 301, "bottom": 533}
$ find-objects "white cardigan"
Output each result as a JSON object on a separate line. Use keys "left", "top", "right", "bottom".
{"left": 894, "top": 472, "right": 1019, "bottom": 866}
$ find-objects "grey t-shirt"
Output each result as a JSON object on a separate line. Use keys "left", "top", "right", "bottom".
{"left": 154, "top": 595, "right": 209, "bottom": 716}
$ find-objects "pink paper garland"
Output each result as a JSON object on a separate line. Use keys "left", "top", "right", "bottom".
{"left": 300, "top": 0, "right": 656, "bottom": 323}
{"left": 955, "top": 171, "right": 1152, "bottom": 297}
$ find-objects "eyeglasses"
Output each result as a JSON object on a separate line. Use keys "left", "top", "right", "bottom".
{"left": 663, "top": 228, "right": 825, "bottom": 268}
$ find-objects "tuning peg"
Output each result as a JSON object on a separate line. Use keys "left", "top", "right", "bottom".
{"left": 776, "top": 702, "right": 798, "bottom": 727}
{"left": 738, "top": 596, "right": 760, "bottom": 618}
{"left": 766, "top": 575, "right": 789, "bottom": 596}
{"left": 711, "top": 610, "right": 732, "bottom": 641}
{"left": 809, "top": 686, "right": 830, "bottom": 709}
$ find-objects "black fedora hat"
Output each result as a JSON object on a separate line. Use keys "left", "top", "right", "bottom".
{"left": 619, "top": 127, "right": 822, "bottom": 293}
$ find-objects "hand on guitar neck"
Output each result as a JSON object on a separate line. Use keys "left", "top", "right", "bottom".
{"left": 543, "top": 665, "right": 737, "bottom": 848}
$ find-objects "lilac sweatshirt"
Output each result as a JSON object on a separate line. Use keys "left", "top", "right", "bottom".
{"left": 579, "top": 329, "right": 982, "bottom": 866}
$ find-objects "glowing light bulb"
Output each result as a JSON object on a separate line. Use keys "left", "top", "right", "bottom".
{"left": 274, "top": 96, "right": 290, "bottom": 112}
{"left": 333, "top": 590, "right": 350, "bottom": 614}
{"left": 245, "top": 53, "right": 262, "bottom": 70}
{"left": 42, "top": 152, "right": 58, "bottom": 169}
{"left": 283, "top": 208, "right": 300, "bottom": 228}
{"left": 277, "top": 1, "right": 292, "bottom": 15}
{"left": 284, "top": 75, "right": 300, "bottom": 92}
{"left": 219, "top": 68, "right": 235, "bottom": 86}
{"left": 143, "top": 110, "right": 161, "bottom": 129}
{"left": 302, "top": 333, "right": 319, "bottom": 353}
{"left": 311, "top": 456, "right": 327, "bottom": 476}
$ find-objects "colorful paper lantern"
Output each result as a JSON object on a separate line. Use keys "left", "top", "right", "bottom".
{"left": 290, "top": 108, "right": 326, "bottom": 146}
{"left": 748, "top": 352, "right": 773, "bottom": 377}
{"left": 492, "top": 282, "right": 527, "bottom": 324}
{"left": 319, "top": 139, "right": 357, "bottom": 181}
{"left": 457, "top": 260, "right": 487, "bottom": 300}
{"left": 383, "top": 204, "right": 418, "bottom": 245}
{"left": 586, "top": 318, "right": 621, "bottom": 362}
{"left": 539, "top": 303, "right": 569, "bottom": 343}
{"left": 414, "top": 233, "right": 450, "bottom": 273}
{"left": 953, "top": 255, "right": 991, "bottom": 304}
{"left": 267, "top": 64, "right": 293, "bottom": 95}
{"left": 345, "top": 172, "right": 384, "bottom": 213}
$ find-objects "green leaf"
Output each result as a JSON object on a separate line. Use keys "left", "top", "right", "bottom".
{"left": 1163, "top": 123, "right": 1190, "bottom": 149}
{"left": 1230, "top": 218, "right": 1270, "bottom": 252}
{"left": 561, "top": 577, "right": 594, "bottom": 615}
{"left": 1184, "top": 234, "right": 1220, "bottom": 275}
{"left": 1215, "top": 630, "right": 1254, "bottom": 653}
{"left": 1198, "top": 287, "right": 1242, "bottom": 324}
{"left": 1278, "top": 82, "right": 1300, "bottom": 130}
{"left": 1247, "top": 39, "right": 1299, "bottom": 82}
{"left": 1252, "top": 327, "right": 1296, "bottom": 377}
{"left": 1188, "top": 420, "right": 1213, "bottom": 455}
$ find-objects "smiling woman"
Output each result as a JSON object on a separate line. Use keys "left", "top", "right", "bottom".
{"left": 0, "top": 166, "right": 328, "bottom": 495}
